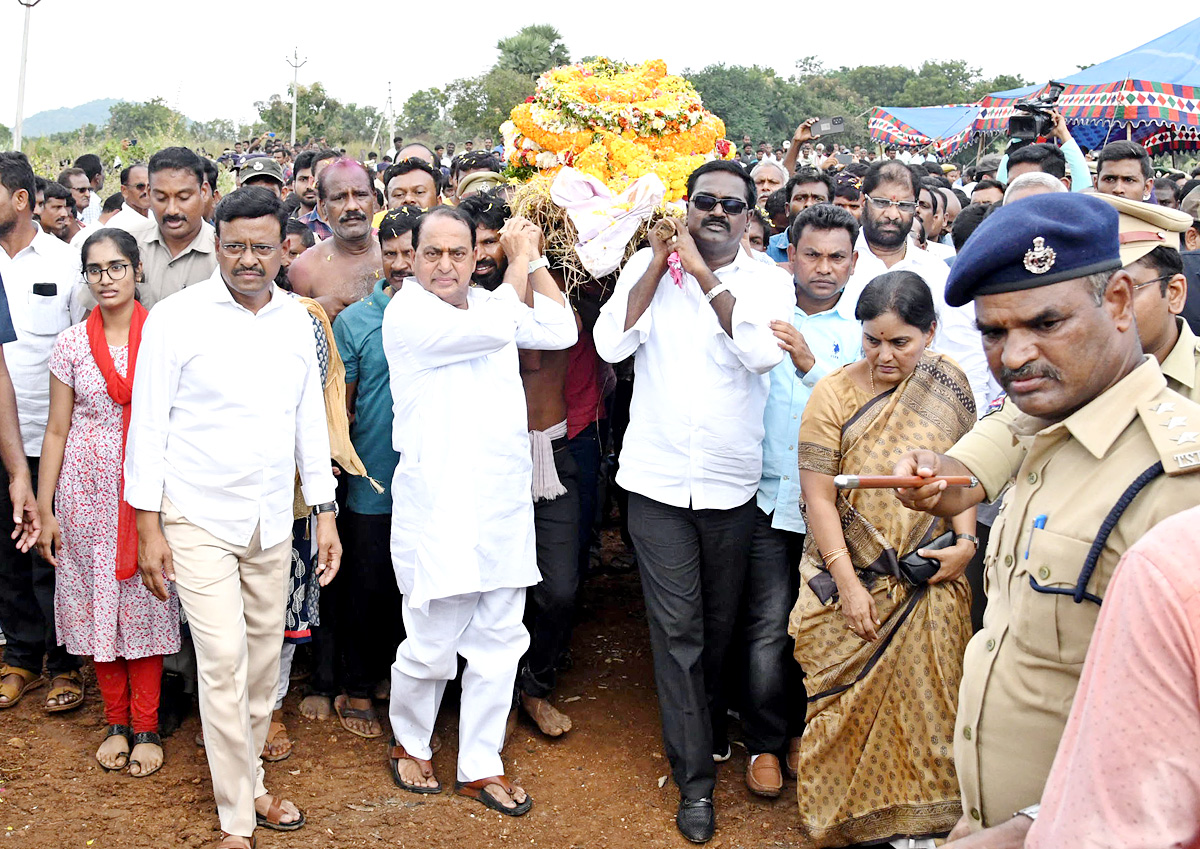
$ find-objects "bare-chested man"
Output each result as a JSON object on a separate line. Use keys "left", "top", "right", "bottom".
{"left": 288, "top": 159, "right": 383, "bottom": 321}
{"left": 459, "top": 193, "right": 580, "bottom": 738}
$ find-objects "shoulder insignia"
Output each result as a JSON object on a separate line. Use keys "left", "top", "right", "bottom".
{"left": 1138, "top": 389, "right": 1200, "bottom": 475}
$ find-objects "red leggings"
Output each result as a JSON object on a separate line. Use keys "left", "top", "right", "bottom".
{"left": 93, "top": 656, "right": 163, "bottom": 734}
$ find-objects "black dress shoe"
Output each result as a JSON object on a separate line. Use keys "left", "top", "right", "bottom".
{"left": 676, "top": 797, "right": 715, "bottom": 844}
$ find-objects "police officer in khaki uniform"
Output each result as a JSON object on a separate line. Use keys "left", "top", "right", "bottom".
{"left": 893, "top": 193, "right": 1200, "bottom": 846}
{"left": 948, "top": 193, "right": 1200, "bottom": 494}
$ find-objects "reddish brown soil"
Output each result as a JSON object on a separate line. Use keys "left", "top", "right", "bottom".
{"left": 0, "top": 537, "right": 802, "bottom": 848}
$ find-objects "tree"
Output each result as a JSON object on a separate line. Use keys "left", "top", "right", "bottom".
{"left": 108, "top": 98, "right": 184, "bottom": 139}
{"left": 446, "top": 69, "right": 535, "bottom": 141}
{"left": 496, "top": 24, "right": 570, "bottom": 78}
{"left": 253, "top": 83, "right": 381, "bottom": 145}
{"left": 401, "top": 88, "right": 445, "bottom": 136}
{"left": 0, "top": 123, "right": 10, "bottom": 148}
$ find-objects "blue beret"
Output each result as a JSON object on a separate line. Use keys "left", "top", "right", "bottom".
{"left": 945, "top": 193, "right": 1122, "bottom": 307}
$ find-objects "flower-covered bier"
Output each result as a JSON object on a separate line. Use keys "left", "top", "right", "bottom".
{"left": 502, "top": 58, "right": 735, "bottom": 202}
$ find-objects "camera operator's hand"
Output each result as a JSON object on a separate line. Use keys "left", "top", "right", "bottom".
{"left": 1049, "top": 110, "right": 1071, "bottom": 144}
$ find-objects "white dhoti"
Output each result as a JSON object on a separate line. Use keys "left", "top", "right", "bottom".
{"left": 388, "top": 587, "right": 529, "bottom": 782}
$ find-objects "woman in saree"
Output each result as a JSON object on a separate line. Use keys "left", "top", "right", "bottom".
{"left": 790, "top": 271, "right": 978, "bottom": 848}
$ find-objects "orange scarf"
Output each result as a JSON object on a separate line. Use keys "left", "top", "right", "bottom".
{"left": 86, "top": 302, "right": 148, "bottom": 580}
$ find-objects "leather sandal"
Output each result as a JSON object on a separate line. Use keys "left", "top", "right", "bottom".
{"left": 128, "top": 731, "right": 163, "bottom": 778}
{"left": 455, "top": 775, "right": 532, "bottom": 817}
{"left": 0, "top": 665, "right": 43, "bottom": 709}
{"left": 746, "top": 753, "right": 783, "bottom": 798}
{"left": 97, "top": 724, "right": 133, "bottom": 771}
{"left": 254, "top": 794, "right": 305, "bottom": 832}
{"left": 44, "top": 670, "right": 84, "bottom": 713}
{"left": 334, "top": 694, "right": 383, "bottom": 739}
{"left": 388, "top": 741, "right": 440, "bottom": 794}
{"left": 261, "top": 720, "right": 293, "bottom": 762}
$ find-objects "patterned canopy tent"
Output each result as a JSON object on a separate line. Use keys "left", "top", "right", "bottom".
{"left": 973, "top": 17, "right": 1200, "bottom": 152}
{"left": 868, "top": 105, "right": 981, "bottom": 156}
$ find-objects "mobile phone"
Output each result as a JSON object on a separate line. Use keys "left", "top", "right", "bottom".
{"left": 32, "top": 283, "right": 57, "bottom": 296}
{"left": 268, "top": 132, "right": 276, "bottom": 138}
{"left": 814, "top": 117, "right": 846, "bottom": 137}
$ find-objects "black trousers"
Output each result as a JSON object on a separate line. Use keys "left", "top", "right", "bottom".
{"left": 0, "top": 457, "right": 79, "bottom": 677}
{"left": 336, "top": 511, "right": 405, "bottom": 699}
{"left": 567, "top": 422, "right": 601, "bottom": 573}
{"left": 740, "top": 509, "right": 807, "bottom": 754}
{"left": 519, "top": 439, "right": 580, "bottom": 699}
{"left": 628, "top": 492, "right": 757, "bottom": 800}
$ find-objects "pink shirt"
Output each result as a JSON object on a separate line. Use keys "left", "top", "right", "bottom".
{"left": 1027, "top": 506, "right": 1200, "bottom": 849}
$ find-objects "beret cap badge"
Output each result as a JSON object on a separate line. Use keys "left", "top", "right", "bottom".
{"left": 1023, "top": 237, "right": 1056, "bottom": 275}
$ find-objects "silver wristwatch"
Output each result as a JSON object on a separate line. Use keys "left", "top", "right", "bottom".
{"left": 1015, "top": 803, "right": 1040, "bottom": 821}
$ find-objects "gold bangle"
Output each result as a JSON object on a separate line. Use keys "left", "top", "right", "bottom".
{"left": 821, "top": 547, "right": 850, "bottom": 566}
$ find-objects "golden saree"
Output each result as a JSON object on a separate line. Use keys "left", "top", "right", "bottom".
{"left": 788, "top": 353, "right": 976, "bottom": 847}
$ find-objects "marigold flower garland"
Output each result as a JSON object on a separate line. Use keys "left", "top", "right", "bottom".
{"left": 501, "top": 58, "right": 735, "bottom": 202}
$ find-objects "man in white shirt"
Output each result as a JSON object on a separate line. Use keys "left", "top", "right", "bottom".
{"left": 73, "top": 154, "right": 105, "bottom": 227}
{"left": 126, "top": 187, "right": 340, "bottom": 849}
{"left": 382, "top": 206, "right": 577, "bottom": 816}
{"left": 843, "top": 160, "right": 996, "bottom": 413}
{"left": 0, "top": 151, "right": 82, "bottom": 712}
{"left": 594, "top": 160, "right": 793, "bottom": 844}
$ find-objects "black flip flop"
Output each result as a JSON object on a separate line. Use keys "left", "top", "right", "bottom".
{"left": 97, "top": 724, "right": 132, "bottom": 771}
{"left": 127, "top": 731, "right": 163, "bottom": 778}
{"left": 455, "top": 776, "right": 533, "bottom": 817}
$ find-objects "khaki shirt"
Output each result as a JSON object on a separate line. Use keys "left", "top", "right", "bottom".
{"left": 949, "top": 357, "right": 1200, "bottom": 830}
{"left": 954, "top": 319, "right": 1200, "bottom": 501}
{"left": 72, "top": 219, "right": 217, "bottom": 315}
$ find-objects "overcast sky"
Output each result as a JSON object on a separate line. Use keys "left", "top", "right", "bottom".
{"left": 2, "top": 2, "right": 1197, "bottom": 132}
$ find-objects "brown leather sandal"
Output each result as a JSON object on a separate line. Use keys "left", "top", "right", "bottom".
{"left": 254, "top": 794, "right": 305, "bottom": 832}
{"left": 44, "top": 670, "right": 84, "bottom": 713}
{"left": 261, "top": 720, "right": 293, "bottom": 762}
{"left": 388, "top": 741, "right": 441, "bottom": 794}
{"left": 0, "top": 665, "right": 43, "bottom": 709}
{"left": 454, "top": 775, "right": 532, "bottom": 816}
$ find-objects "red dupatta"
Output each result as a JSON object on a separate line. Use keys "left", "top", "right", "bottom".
{"left": 86, "top": 302, "right": 148, "bottom": 580}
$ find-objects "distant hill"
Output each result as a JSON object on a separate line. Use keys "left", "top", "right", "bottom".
{"left": 22, "top": 99, "right": 121, "bottom": 137}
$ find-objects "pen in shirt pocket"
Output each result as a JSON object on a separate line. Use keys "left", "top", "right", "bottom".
{"left": 1024, "top": 514, "right": 1047, "bottom": 559}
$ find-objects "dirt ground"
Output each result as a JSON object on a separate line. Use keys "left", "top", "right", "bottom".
{"left": 0, "top": 535, "right": 804, "bottom": 849}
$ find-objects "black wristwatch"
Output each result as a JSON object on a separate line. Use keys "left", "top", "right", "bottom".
{"left": 313, "top": 501, "right": 339, "bottom": 518}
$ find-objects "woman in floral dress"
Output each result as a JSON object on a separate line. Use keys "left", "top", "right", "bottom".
{"left": 37, "top": 228, "right": 179, "bottom": 776}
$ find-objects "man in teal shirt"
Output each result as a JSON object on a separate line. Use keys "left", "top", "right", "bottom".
{"left": 737, "top": 204, "right": 863, "bottom": 798}
{"left": 329, "top": 206, "right": 422, "bottom": 738}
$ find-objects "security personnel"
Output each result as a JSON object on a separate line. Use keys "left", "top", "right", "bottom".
{"left": 893, "top": 192, "right": 1200, "bottom": 844}
{"left": 949, "top": 193, "right": 1200, "bottom": 493}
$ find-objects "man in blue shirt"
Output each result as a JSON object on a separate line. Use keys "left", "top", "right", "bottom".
{"left": 740, "top": 203, "right": 863, "bottom": 798}
{"left": 329, "top": 206, "right": 422, "bottom": 738}
{"left": 765, "top": 169, "right": 835, "bottom": 263}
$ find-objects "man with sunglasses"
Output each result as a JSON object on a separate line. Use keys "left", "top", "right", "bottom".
{"left": 595, "top": 160, "right": 793, "bottom": 844}
{"left": 844, "top": 160, "right": 996, "bottom": 414}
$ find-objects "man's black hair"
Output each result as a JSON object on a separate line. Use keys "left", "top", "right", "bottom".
{"left": 312, "top": 148, "right": 340, "bottom": 169}
{"left": 1098, "top": 140, "right": 1152, "bottom": 180}
{"left": 57, "top": 167, "right": 88, "bottom": 188}
{"left": 833, "top": 183, "right": 861, "bottom": 201}
{"left": 458, "top": 191, "right": 511, "bottom": 233}
{"left": 102, "top": 191, "right": 125, "bottom": 214}
{"left": 412, "top": 205, "right": 476, "bottom": 249}
{"left": 861, "top": 160, "right": 922, "bottom": 200}
{"left": 451, "top": 151, "right": 501, "bottom": 180}
{"left": 1134, "top": 244, "right": 1184, "bottom": 292}
{"left": 282, "top": 194, "right": 302, "bottom": 217}
{"left": 42, "top": 181, "right": 72, "bottom": 203}
{"left": 292, "top": 150, "right": 317, "bottom": 179}
{"left": 922, "top": 161, "right": 944, "bottom": 177}
{"left": 148, "top": 146, "right": 205, "bottom": 185}
{"left": 382, "top": 158, "right": 443, "bottom": 193}
{"left": 214, "top": 186, "right": 287, "bottom": 240}
{"left": 951, "top": 202, "right": 995, "bottom": 251}
{"left": 685, "top": 159, "right": 756, "bottom": 210}
{"left": 919, "top": 181, "right": 944, "bottom": 216}
{"left": 784, "top": 168, "right": 834, "bottom": 205}
{"left": 378, "top": 204, "right": 424, "bottom": 245}
{"left": 285, "top": 217, "right": 315, "bottom": 247}
{"left": 789, "top": 201, "right": 859, "bottom": 248}
{"left": 952, "top": 188, "right": 970, "bottom": 208}
{"left": 73, "top": 153, "right": 103, "bottom": 181}
{"left": 972, "top": 178, "right": 1007, "bottom": 197}
{"left": 764, "top": 186, "right": 789, "bottom": 221}
{"left": 120, "top": 162, "right": 146, "bottom": 186}
{"left": 201, "top": 158, "right": 219, "bottom": 194}
{"left": 1007, "top": 143, "right": 1067, "bottom": 180}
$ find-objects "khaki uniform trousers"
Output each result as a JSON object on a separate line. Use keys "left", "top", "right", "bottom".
{"left": 162, "top": 496, "right": 291, "bottom": 837}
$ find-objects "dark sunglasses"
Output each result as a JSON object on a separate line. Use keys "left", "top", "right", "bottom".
{"left": 690, "top": 194, "right": 748, "bottom": 215}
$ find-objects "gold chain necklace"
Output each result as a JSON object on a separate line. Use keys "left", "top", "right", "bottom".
{"left": 868, "top": 364, "right": 875, "bottom": 396}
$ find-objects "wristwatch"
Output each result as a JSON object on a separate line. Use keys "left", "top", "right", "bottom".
{"left": 527, "top": 256, "right": 550, "bottom": 274}
{"left": 704, "top": 281, "right": 730, "bottom": 303}
{"left": 955, "top": 533, "right": 981, "bottom": 548}
{"left": 313, "top": 501, "right": 339, "bottom": 518}
{"left": 1015, "top": 803, "right": 1040, "bottom": 821}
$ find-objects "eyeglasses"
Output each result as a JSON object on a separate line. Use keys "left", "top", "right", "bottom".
{"left": 691, "top": 194, "right": 749, "bottom": 215}
{"left": 865, "top": 196, "right": 919, "bottom": 214}
{"left": 83, "top": 262, "right": 130, "bottom": 284}
{"left": 123, "top": 182, "right": 148, "bottom": 192}
{"left": 219, "top": 243, "right": 279, "bottom": 258}
{"left": 1132, "top": 273, "right": 1174, "bottom": 292}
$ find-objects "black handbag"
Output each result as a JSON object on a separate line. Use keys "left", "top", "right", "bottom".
{"left": 897, "top": 530, "right": 957, "bottom": 585}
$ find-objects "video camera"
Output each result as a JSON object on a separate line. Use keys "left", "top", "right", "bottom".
{"left": 1008, "top": 82, "right": 1065, "bottom": 139}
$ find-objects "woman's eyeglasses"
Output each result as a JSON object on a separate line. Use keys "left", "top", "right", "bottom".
{"left": 83, "top": 262, "right": 130, "bottom": 285}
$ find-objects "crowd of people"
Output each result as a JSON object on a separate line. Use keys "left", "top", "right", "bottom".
{"left": 0, "top": 112, "right": 1199, "bottom": 849}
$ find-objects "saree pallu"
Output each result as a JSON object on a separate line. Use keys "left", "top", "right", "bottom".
{"left": 789, "top": 353, "right": 975, "bottom": 847}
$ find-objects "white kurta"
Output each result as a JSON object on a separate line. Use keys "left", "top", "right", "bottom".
{"left": 382, "top": 280, "right": 578, "bottom": 610}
